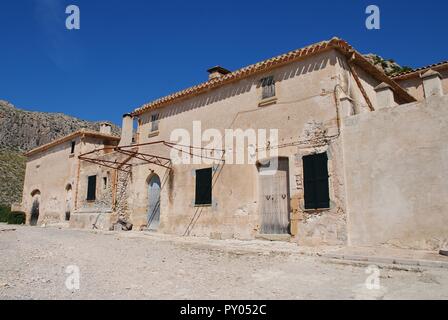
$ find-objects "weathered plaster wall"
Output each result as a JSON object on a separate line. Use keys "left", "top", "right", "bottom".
{"left": 131, "top": 49, "right": 354, "bottom": 244}
{"left": 22, "top": 135, "right": 118, "bottom": 227}
{"left": 343, "top": 95, "right": 448, "bottom": 250}
{"left": 22, "top": 137, "right": 81, "bottom": 225}
{"left": 396, "top": 69, "right": 448, "bottom": 101}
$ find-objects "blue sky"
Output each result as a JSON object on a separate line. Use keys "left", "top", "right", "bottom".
{"left": 0, "top": 0, "right": 447, "bottom": 125}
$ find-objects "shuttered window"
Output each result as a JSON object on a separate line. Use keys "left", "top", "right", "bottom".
{"left": 303, "top": 153, "right": 330, "bottom": 209}
{"left": 261, "top": 76, "right": 276, "bottom": 99}
{"left": 87, "top": 175, "right": 97, "bottom": 201}
{"left": 151, "top": 113, "right": 159, "bottom": 132}
{"left": 195, "top": 168, "right": 212, "bottom": 205}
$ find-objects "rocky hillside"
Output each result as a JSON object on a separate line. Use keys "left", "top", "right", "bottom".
{"left": 0, "top": 100, "right": 120, "bottom": 206}
{"left": 364, "top": 54, "right": 413, "bottom": 76}
{"left": 0, "top": 100, "right": 120, "bottom": 152}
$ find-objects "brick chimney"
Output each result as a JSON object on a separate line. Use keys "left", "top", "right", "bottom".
{"left": 207, "top": 66, "right": 231, "bottom": 80}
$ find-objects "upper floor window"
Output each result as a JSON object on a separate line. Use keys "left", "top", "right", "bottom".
{"left": 151, "top": 113, "right": 159, "bottom": 132}
{"left": 261, "top": 76, "right": 276, "bottom": 100}
{"left": 70, "top": 141, "right": 76, "bottom": 154}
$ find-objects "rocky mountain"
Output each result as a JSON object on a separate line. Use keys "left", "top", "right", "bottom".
{"left": 363, "top": 54, "right": 413, "bottom": 76}
{"left": 0, "top": 100, "right": 120, "bottom": 152}
{"left": 0, "top": 100, "right": 120, "bottom": 206}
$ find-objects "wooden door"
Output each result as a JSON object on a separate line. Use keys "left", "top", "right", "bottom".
{"left": 147, "top": 175, "right": 161, "bottom": 231}
{"left": 258, "top": 158, "right": 290, "bottom": 234}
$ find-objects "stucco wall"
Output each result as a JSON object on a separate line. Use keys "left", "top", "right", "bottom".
{"left": 396, "top": 69, "right": 448, "bottom": 101}
{"left": 22, "top": 137, "right": 81, "bottom": 224}
{"left": 22, "top": 135, "right": 118, "bottom": 226}
{"left": 130, "top": 49, "right": 355, "bottom": 244}
{"left": 343, "top": 95, "right": 448, "bottom": 250}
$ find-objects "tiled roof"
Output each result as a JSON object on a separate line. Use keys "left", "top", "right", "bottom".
{"left": 132, "top": 37, "right": 416, "bottom": 116}
{"left": 392, "top": 61, "right": 448, "bottom": 80}
{"left": 24, "top": 129, "right": 120, "bottom": 157}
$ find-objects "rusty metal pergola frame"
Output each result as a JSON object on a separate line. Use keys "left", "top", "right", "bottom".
{"left": 78, "top": 140, "right": 226, "bottom": 173}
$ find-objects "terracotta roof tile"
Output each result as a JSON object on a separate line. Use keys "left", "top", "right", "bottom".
{"left": 24, "top": 129, "right": 120, "bottom": 157}
{"left": 392, "top": 61, "right": 448, "bottom": 80}
{"left": 131, "top": 38, "right": 416, "bottom": 116}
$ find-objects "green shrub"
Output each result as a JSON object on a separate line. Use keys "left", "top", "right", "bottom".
{"left": 0, "top": 204, "right": 11, "bottom": 223}
{"left": 7, "top": 211, "right": 26, "bottom": 225}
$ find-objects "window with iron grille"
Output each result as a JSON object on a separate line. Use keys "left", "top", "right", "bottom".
{"left": 261, "top": 76, "right": 276, "bottom": 99}
{"left": 195, "top": 168, "right": 212, "bottom": 205}
{"left": 303, "top": 153, "right": 330, "bottom": 209}
{"left": 151, "top": 113, "right": 159, "bottom": 132}
{"left": 87, "top": 175, "right": 97, "bottom": 201}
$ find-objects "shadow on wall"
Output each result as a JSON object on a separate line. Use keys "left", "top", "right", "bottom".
{"left": 30, "top": 189, "right": 41, "bottom": 226}
{"left": 140, "top": 54, "right": 335, "bottom": 125}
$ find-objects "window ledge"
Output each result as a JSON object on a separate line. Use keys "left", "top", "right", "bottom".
{"left": 258, "top": 97, "right": 277, "bottom": 107}
{"left": 148, "top": 130, "right": 159, "bottom": 138}
{"left": 194, "top": 204, "right": 212, "bottom": 208}
{"left": 303, "top": 208, "right": 331, "bottom": 213}
{"left": 69, "top": 154, "right": 75, "bottom": 158}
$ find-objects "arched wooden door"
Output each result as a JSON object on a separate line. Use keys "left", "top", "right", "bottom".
{"left": 65, "top": 185, "right": 72, "bottom": 221}
{"left": 147, "top": 175, "right": 161, "bottom": 231}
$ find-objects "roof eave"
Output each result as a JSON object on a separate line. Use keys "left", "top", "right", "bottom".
{"left": 131, "top": 37, "right": 416, "bottom": 116}
{"left": 24, "top": 130, "right": 120, "bottom": 157}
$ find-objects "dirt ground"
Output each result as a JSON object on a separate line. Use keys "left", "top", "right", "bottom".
{"left": 1, "top": 224, "right": 447, "bottom": 300}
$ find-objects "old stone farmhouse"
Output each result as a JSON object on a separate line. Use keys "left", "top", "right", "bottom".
{"left": 20, "top": 38, "right": 448, "bottom": 250}
{"left": 22, "top": 125, "right": 119, "bottom": 226}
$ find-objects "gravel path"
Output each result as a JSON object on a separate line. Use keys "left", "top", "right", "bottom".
{"left": 1, "top": 225, "right": 447, "bottom": 300}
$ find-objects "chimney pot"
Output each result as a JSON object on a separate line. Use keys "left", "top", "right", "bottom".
{"left": 207, "top": 66, "right": 231, "bottom": 80}
{"left": 374, "top": 82, "right": 395, "bottom": 109}
{"left": 99, "top": 122, "right": 112, "bottom": 135}
{"left": 421, "top": 69, "right": 443, "bottom": 98}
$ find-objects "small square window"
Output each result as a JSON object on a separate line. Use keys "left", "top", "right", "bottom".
{"left": 261, "top": 76, "right": 276, "bottom": 100}
{"left": 195, "top": 168, "right": 212, "bottom": 206}
{"left": 151, "top": 113, "right": 159, "bottom": 132}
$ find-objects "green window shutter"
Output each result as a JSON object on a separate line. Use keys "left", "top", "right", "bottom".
{"left": 303, "top": 153, "right": 329, "bottom": 209}
{"left": 195, "top": 168, "right": 212, "bottom": 205}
